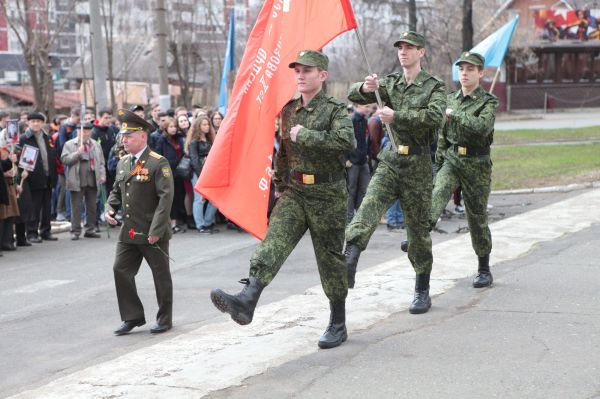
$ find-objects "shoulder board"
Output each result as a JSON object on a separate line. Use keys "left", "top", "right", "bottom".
{"left": 149, "top": 151, "right": 163, "bottom": 159}
{"left": 426, "top": 74, "right": 444, "bottom": 83}
{"left": 327, "top": 97, "right": 345, "bottom": 106}
{"left": 485, "top": 91, "right": 498, "bottom": 100}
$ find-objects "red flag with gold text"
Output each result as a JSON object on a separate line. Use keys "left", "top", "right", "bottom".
{"left": 196, "top": 0, "right": 357, "bottom": 239}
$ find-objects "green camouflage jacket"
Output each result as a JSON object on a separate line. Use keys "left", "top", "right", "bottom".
{"left": 348, "top": 70, "right": 446, "bottom": 164}
{"left": 436, "top": 85, "right": 499, "bottom": 166}
{"left": 274, "top": 90, "right": 355, "bottom": 192}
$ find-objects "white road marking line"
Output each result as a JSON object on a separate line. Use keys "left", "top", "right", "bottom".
{"left": 11, "top": 189, "right": 600, "bottom": 399}
{"left": 5, "top": 280, "right": 75, "bottom": 295}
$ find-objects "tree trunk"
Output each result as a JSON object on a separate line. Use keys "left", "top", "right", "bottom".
{"left": 462, "top": 0, "right": 473, "bottom": 51}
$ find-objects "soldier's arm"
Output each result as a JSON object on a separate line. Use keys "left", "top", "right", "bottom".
{"left": 435, "top": 124, "right": 449, "bottom": 167}
{"left": 295, "top": 105, "right": 355, "bottom": 153}
{"left": 347, "top": 75, "right": 392, "bottom": 106}
{"left": 453, "top": 96, "right": 499, "bottom": 141}
{"left": 273, "top": 135, "right": 289, "bottom": 193}
{"left": 393, "top": 80, "right": 447, "bottom": 132}
{"left": 148, "top": 158, "right": 174, "bottom": 239}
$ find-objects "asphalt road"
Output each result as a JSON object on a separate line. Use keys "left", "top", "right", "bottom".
{"left": 0, "top": 189, "right": 592, "bottom": 398}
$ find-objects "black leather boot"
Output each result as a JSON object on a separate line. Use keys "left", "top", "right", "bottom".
{"left": 473, "top": 254, "right": 493, "bottom": 288}
{"left": 318, "top": 301, "right": 347, "bottom": 349}
{"left": 344, "top": 243, "right": 361, "bottom": 289}
{"left": 400, "top": 240, "right": 409, "bottom": 253}
{"left": 409, "top": 273, "right": 431, "bottom": 314}
{"left": 210, "top": 277, "right": 265, "bottom": 325}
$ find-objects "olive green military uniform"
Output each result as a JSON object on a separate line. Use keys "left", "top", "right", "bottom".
{"left": 345, "top": 40, "right": 446, "bottom": 275}
{"left": 431, "top": 53, "right": 499, "bottom": 257}
{"left": 107, "top": 113, "right": 174, "bottom": 327}
{"left": 249, "top": 87, "right": 355, "bottom": 302}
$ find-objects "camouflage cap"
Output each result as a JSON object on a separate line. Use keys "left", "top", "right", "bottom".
{"left": 393, "top": 31, "right": 426, "bottom": 48}
{"left": 116, "top": 108, "right": 154, "bottom": 134}
{"left": 288, "top": 50, "right": 329, "bottom": 71}
{"left": 455, "top": 51, "right": 485, "bottom": 67}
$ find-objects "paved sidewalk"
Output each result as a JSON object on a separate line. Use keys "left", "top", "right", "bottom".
{"left": 495, "top": 109, "right": 600, "bottom": 130}
{"left": 209, "top": 224, "right": 600, "bottom": 399}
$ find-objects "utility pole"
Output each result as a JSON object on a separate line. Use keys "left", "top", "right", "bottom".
{"left": 89, "top": 0, "right": 108, "bottom": 112}
{"left": 462, "top": 0, "right": 474, "bottom": 51}
{"left": 155, "top": 0, "right": 170, "bottom": 111}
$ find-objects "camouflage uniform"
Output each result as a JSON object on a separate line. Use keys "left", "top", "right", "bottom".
{"left": 250, "top": 89, "right": 355, "bottom": 301}
{"left": 431, "top": 58, "right": 499, "bottom": 257}
{"left": 345, "top": 68, "right": 446, "bottom": 275}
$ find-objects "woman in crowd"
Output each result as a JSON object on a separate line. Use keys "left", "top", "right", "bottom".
{"left": 188, "top": 115, "right": 218, "bottom": 234}
{"left": 0, "top": 147, "right": 20, "bottom": 254}
{"left": 155, "top": 117, "right": 186, "bottom": 233}
{"left": 209, "top": 111, "right": 224, "bottom": 133}
{"left": 177, "top": 114, "right": 195, "bottom": 230}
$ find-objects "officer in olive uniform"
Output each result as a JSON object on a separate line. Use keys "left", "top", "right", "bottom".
{"left": 430, "top": 52, "right": 498, "bottom": 288}
{"left": 210, "top": 50, "right": 355, "bottom": 349}
{"left": 344, "top": 32, "right": 446, "bottom": 314}
{"left": 105, "top": 109, "right": 175, "bottom": 335}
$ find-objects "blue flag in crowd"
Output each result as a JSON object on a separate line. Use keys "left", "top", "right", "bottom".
{"left": 218, "top": 9, "right": 235, "bottom": 115}
{"left": 452, "top": 15, "right": 519, "bottom": 81}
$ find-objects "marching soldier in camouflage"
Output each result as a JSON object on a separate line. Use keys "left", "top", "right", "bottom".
{"left": 431, "top": 52, "right": 498, "bottom": 287}
{"left": 344, "top": 31, "right": 446, "bottom": 314}
{"left": 210, "top": 50, "right": 356, "bottom": 349}
{"left": 105, "top": 109, "right": 175, "bottom": 336}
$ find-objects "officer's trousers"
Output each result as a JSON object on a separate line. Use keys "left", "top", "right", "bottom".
{"left": 113, "top": 241, "right": 173, "bottom": 326}
{"left": 250, "top": 180, "right": 348, "bottom": 302}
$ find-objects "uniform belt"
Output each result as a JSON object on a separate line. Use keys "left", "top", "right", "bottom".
{"left": 452, "top": 144, "right": 490, "bottom": 157}
{"left": 290, "top": 171, "right": 345, "bottom": 185}
{"left": 396, "top": 145, "right": 429, "bottom": 156}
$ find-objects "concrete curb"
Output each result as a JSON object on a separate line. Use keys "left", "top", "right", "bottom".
{"left": 491, "top": 181, "right": 600, "bottom": 195}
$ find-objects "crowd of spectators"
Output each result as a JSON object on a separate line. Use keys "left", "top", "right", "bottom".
{"left": 0, "top": 104, "right": 228, "bottom": 257}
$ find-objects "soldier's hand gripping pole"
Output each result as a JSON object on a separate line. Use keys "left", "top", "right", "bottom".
{"left": 354, "top": 28, "right": 398, "bottom": 153}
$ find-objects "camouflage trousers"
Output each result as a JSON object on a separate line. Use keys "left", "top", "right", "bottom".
{"left": 346, "top": 156, "right": 433, "bottom": 274}
{"left": 431, "top": 155, "right": 492, "bottom": 256}
{"left": 250, "top": 180, "right": 348, "bottom": 302}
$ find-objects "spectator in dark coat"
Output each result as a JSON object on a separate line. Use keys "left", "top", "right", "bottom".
{"left": 91, "top": 109, "right": 118, "bottom": 192}
{"left": 155, "top": 117, "right": 186, "bottom": 232}
{"left": 18, "top": 112, "right": 58, "bottom": 242}
{"left": 346, "top": 103, "right": 372, "bottom": 223}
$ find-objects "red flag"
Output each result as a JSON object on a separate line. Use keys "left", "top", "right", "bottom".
{"left": 196, "top": 0, "right": 357, "bottom": 239}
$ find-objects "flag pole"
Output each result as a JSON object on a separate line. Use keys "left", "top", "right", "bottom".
{"left": 354, "top": 28, "right": 398, "bottom": 153}
{"left": 489, "top": 66, "right": 501, "bottom": 94}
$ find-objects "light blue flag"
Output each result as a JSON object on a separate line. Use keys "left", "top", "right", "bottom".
{"left": 452, "top": 15, "right": 519, "bottom": 81}
{"left": 218, "top": 9, "right": 235, "bottom": 115}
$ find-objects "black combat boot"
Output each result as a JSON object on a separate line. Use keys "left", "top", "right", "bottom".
{"left": 318, "top": 301, "right": 347, "bottom": 349}
{"left": 409, "top": 273, "right": 431, "bottom": 314}
{"left": 400, "top": 240, "right": 409, "bottom": 253}
{"left": 210, "top": 277, "right": 265, "bottom": 325}
{"left": 473, "top": 254, "right": 493, "bottom": 288}
{"left": 344, "top": 243, "right": 361, "bottom": 289}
